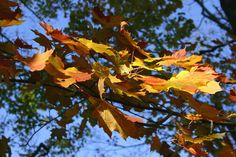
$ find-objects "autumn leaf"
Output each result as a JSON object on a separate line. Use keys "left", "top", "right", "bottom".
{"left": 57, "top": 104, "right": 80, "bottom": 126}
{"left": 78, "top": 38, "right": 115, "bottom": 57}
{"left": 45, "top": 55, "right": 92, "bottom": 88}
{"left": 14, "top": 38, "right": 32, "bottom": 49}
{"left": 98, "top": 77, "right": 105, "bottom": 99}
{"left": 183, "top": 133, "right": 225, "bottom": 144}
{"left": 0, "top": 1, "right": 24, "bottom": 27}
{"left": 119, "top": 21, "right": 151, "bottom": 59}
{"left": 175, "top": 133, "right": 208, "bottom": 156}
{"left": 32, "top": 30, "right": 52, "bottom": 50}
{"left": 151, "top": 136, "right": 175, "bottom": 156}
{"left": 40, "top": 23, "right": 90, "bottom": 56}
{"left": 219, "top": 143, "right": 236, "bottom": 157}
{"left": 158, "top": 48, "right": 202, "bottom": 68}
{"left": 51, "top": 128, "right": 66, "bottom": 140}
{"left": 176, "top": 91, "right": 223, "bottom": 122}
{"left": 15, "top": 49, "right": 53, "bottom": 72}
{"left": 185, "top": 114, "right": 203, "bottom": 121}
{"left": 92, "top": 7, "right": 124, "bottom": 28}
{"left": 132, "top": 57, "right": 163, "bottom": 71}
{"left": 139, "top": 65, "right": 221, "bottom": 95}
{"left": 229, "top": 88, "right": 236, "bottom": 102}
{"left": 89, "top": 97, "right": 146, "bottom": 139}
{"left": 0, "top": 59, "right": 17, "bottom": 81}
{"left": 184, "top": 144, "right": 208, "bottom": 156}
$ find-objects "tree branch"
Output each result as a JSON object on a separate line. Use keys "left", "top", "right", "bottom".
{"left": 195, "top": 0, "right": 232, "bottom": 33}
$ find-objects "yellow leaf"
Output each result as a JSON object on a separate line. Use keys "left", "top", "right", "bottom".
{"left": 132, "top": 57, "right": 163, "bottom": 71}
{"left": 185, "top": 114, "right": 203, "bottom": 121}
{"left": 78, "top": 38, "right": 115, "bottom": 57}
{"left": 0, "top": 19, "right": 24, "bottom": 27}
{"left": 45, "top": 55, "right": 92, "bottom": 88}
{"left": 140, "top": 66, "right": 221, "bottom": 95}
{"left": 183, "top": 133, "right": 225, "bottom": 144}
{"left": 98, "top": 78, "right": 105, "bottom": 99}
{"left": 89, "top": 97, "right": 146, "bottom": 139}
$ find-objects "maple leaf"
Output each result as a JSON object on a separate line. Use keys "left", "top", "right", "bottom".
{"left": 57, "top": 104, "right": 80, "bottom": 126}
{"left": 78, "top": 38, "right": 116, "bottom": 57}
{"left": 40, "top": 23, "right": 90, "bottom": 56}
{"left": 14, "top": 38, "right": 33, "bottom": 49}
{"left": 0, "top": 2, "right": 24, "bottom": 27}
{"left": 175, "top": 133, "right": 208, "bottom": 156}
{"left": 89, "top": 97, "right": 146, "bottom": 139}
{"left": 32, "top": 30, "right": 52, "bottom": 50}
{"left": 229, "top": 88, "right": 236, "bottom": 102}
{"left": 15, "top": 49, "right": 53, "bottom": 72}
{"left": 0, "top": 59, "right": 17, "bottom": 81}
{"left": 132, "top": 57, "right": 163, "bottom": 71}
{"left": 45, "top": 55, "right": 92, "bottom": 88}
{"left": 92, "top": 7, "right": 124, "bottom": 28}
{"left": 139, "top": 65, "right": 222, "bottom": 94}
{"left": 176, "top": 91, "right": 223, "bottom": 122}
{"left": 150, "top": 136, "right": 175, "bottom": 156}
{"left": 119, "top": 21, "right": 151, "bottom": 59}
{"left": 183, "top": 133, "right": 225, "bottom": 144}
{"left": 219, "top": 143, "right": 236, "bottom": 157}
{"left": 185, "top": 114, "right": 203, "bottom": 121}
{"left": 158, "top": 48, "right": 202, "bottom": 68}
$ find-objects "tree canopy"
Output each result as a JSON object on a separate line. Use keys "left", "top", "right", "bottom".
{"left": 0, "top": 0, "right": 236, "bottom": 156}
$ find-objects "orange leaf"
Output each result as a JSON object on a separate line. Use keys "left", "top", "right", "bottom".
{"left": 184, "top": 144, "right": 208, "bottom": 156}
{"left": 15, "top": 49, "right": 53, "bottom": 72}
{"left": 219, "top": 143, "right": 236, "bottom": 157}
{"left": 45, "top": 55, "right": 92, "bottom": 88}
{"left": 40, "top": 23, "right": 90, "bottom": 56}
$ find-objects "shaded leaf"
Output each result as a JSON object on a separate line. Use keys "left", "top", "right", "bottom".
{"left": 92, "top": 7, "right": 124, "bottom": 28}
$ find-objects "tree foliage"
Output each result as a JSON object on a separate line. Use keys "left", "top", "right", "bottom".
{"left": 0, "top": 0, "right": 236, "bottom": 156}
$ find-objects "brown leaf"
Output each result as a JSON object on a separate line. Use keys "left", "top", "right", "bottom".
{"left": 229, "top": 88, "right": 236, "bottom": 102}
{"left": 219, "top": 143, "right": 236, "bottom": 157}
{"left": 119, "top": 21, "right": 151, "bottom": 59}
{"left": 14, "top": 38, "right": 32, "bottom": 49}
{"left": 0, "top": 59, "right": 17, "bottom": 81}
{"left": 0, "top": 136, "right": 10, "bottom": 157}
{"left": 92, "top": 7, "right": 124, "bottom": 28}
{"left": 57, "top": 104, "right": 80, "bottom": 127}
{"left": 51, "top": 128, "right": 66, "bottom": 140}
{"left": 177, "top": 91, "right": 223, "bottom": 122}
{"left": 151, "top": 136, "right": 175, "bottom": 156}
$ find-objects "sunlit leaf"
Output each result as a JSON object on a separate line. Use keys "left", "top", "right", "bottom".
{"left": 89, "top": 97, "right": 146, "bottom": 139}
{"left": 15, "top": 49, "right": 53, "bottom": 72}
